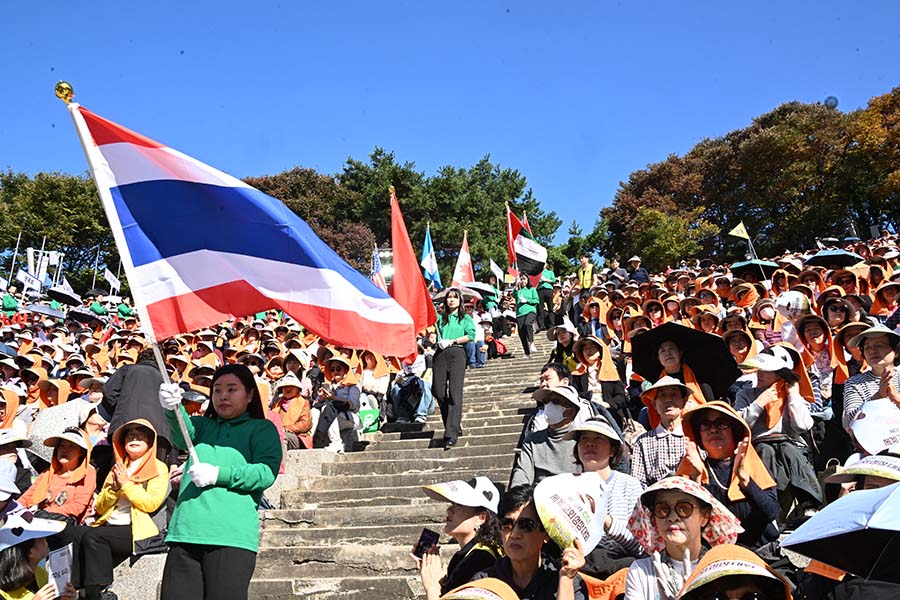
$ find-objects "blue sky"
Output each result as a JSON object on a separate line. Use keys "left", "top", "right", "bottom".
{"left": 3, "top": 1, "right": 899, "bottom": 244}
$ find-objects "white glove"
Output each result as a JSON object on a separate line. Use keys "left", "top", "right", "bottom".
{"left": 188, "top": 463, "right": 219, "bottom": 488}
{"left": 438, "top": 339, "right": 453, "bottom": 350}
{"left": 159, "top": 382, "right": 182, "bottom": 411}
{"left": 652, "top": 550, "right": 690, "bottom": 599}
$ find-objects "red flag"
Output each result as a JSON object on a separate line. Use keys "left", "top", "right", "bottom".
{"left": 522, "top": 211, "right": 533, "bottom": 234}
{"left": 451, "top": 231, "right": 475, "bottom": 287}
{"left": 506, "top": 204, "right": 518, "bottom": 269}
{"left": 389, "top": 188, "right": 437, "bottom": 337}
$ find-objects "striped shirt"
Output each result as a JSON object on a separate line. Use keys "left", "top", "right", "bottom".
{"left": 842, "top": 369, "right": 900, "bottom": 432}
{"left": 630, "top": 424, "right": 686, "bottom": 487}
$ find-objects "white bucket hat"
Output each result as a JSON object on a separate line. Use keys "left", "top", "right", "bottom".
{"left": 422, "top": 476, "right": 501, "bottom": 514}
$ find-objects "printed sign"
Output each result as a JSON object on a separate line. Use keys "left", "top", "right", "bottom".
{"left": 48, "top": 543, "right": 73, "bottom": 594}
{"left": 534, "top": 472, "right": 607, "bottom": 553}
{"left": 851, "top": 398, "right": 900, "bottom": 455}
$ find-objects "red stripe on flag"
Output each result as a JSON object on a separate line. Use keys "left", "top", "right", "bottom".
{"left": 78, "top": 107, "right": 166, "bottom": 149}
{"left": 145, "top": 280, "right": 415, "bottom": 357}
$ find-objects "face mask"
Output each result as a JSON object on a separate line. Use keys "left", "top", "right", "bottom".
{"left": 542, "top": 402, "right": 567, "bottom": 425}
{"left": 760, "top": 307, "right": 775, "bottom": 321}
{"left": 531, "top": 407, "right": 549, "bottom": 432}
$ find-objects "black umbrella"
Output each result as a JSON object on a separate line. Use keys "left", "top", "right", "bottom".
{"left": 0, "top": 342, "right": 16, "bottom": 358}
{"left": 631, "top": 322, "right": 741, "bottom": 399}
{"left": 24, "top": 303, "right": 66, "bottom": 320}
{"left": 804, "top": 249, "right": 865, "bottom": 268}
{"left": 66, "top": 308, "right": 107, "bottom": 325}
{"left": 47, "top": 285, "right": 82, "bottom": 307}
{"left": 84, "top": 288, "right": 107, "bottom": 298}
{"left": 730, "top": 259, "right": 781, "bottom": 280}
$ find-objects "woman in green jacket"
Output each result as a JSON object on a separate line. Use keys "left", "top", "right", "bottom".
{"left": 432, "top": 288, "right": 477, "bottom": 450}
{"left": 515, "top": 274, "right": 539, "bottom": 358}
{"left": 158, "top": 364, "right": 282, "bottom": 600}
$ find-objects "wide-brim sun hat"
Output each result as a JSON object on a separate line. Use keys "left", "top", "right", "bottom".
{"left": 848, "top": 324, "right": 900, "bottom": 349}
{"left": 563, "top": 416, "right": 619, "bottom": 442}
{"left": 825, "top": 453, "right": 900, "bottom": 484}
{"left": 627, "top": 475, "right": 743, "bottom": 556}
{"left": 532, "top": 385, "right": 583, "bottom": 410}
{"left": 678, "top": 543, "right": 792, "bottom": 600}
{"left": 737, "top": 353, "right": 791, "bottom": 372}
{"left": 422, "top": 476, "right": 500, "bottom": 514}
{"left": 0, "top": 512, "right": 67, "bottom": 551}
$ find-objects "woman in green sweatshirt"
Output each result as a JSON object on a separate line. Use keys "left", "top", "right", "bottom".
{"left": 158, "top": 364, "right": 282, "bottom": 600}
{"left": 515, "top": 274, "right": 539, "bottom": 358}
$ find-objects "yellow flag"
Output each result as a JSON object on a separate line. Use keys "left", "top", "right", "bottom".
{"left": 728, "top": 221, "right": 750, "bottom": 240}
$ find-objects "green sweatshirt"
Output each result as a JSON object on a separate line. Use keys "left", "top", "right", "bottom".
{"left": 165, "top": 406, "right": 282, "bottom": 552}
{"left": 515, "top": 287, "right": 539, "bottom": 317}
{"left": 1, "top": 294, "right": 17, "bottom": 317}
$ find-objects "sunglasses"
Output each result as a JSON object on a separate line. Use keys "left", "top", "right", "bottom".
{"left": 499, "top": 516, "right": 543, "bottom": 533}
{"left": 836, "top": 278, "right": 854, "bottom": 285}
{"left": 704, "top": 593, "right": 767, "bottom": 600}
{"left": 699, "top": 419, "right": 732, "bottom": 432}
{"left": 652, "top": 500, "right": 698, "bottom": 520}
{"left": 698, "top": 292, "right": 714, "bottom": 298}
{"left": 329, "top": 364, "right": 346, "bottom": 373}
{"left": 827, "top": 305, "right": 848, "bottom": 312}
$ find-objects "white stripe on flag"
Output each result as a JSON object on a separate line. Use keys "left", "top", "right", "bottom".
{"left": 96, "top": 143, "right": 253, "bottom": 189}
{"left": 133, "top": 250, "right": 413, "bottom": 325}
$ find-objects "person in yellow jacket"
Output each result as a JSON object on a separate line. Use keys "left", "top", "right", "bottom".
{"left": 75, "top": 419, "right": 168, "bottom": 600}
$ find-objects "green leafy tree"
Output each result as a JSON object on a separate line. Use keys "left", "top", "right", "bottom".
{"left": 628, "top": 206, "right": 718, "bottom": 272}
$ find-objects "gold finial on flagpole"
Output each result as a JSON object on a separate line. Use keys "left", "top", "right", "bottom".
{"left": 54, "top": 81, "right": 74, "bottom": 104}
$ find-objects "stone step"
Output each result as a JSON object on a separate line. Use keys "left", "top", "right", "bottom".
{"left": 282, "top": 475, "right": 512, "bottom": 509}
{"left": 260, "top": 522, "right": 442, "bottom": 547}
{"left": 363, "top": 431, "right": 521, "bottom": 451}
{"left": 261, "top": 503, "right": 447, "bottom": 529}
{"left": 333, "top": 442, "right": 517, "bottom": 462}
{"left": 249, "top": 576, "right": 422, "bottom": 600}
{"left": 254, "top": 544, "right": 424, "bottom": 579}
{"left": 375, "top": 422, "right": 523, "bottom": 440}
{"left": 287, "top": 466, "right": 510, "bottom": 495}
{"left": 322, "top": 453, "right": 513, "bottom": 476}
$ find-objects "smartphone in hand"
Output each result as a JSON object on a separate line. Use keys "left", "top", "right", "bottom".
{"left": 410, "top": 527, "right": 441, "bottom": 559}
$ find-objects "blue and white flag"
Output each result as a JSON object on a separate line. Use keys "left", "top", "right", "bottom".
{"left": 420, "top": 224, "right": 442, "bottom": 289}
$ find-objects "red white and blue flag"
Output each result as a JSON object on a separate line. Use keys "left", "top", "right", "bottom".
{"left": 370, "top": 244, "right": 387, "bottom": 291}
{"left": 65, "top": 104, "right": 415, "bottom": 357}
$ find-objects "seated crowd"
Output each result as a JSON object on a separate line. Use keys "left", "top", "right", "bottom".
{"left": 1, "top": 234, "right": 900, "bottom": 599}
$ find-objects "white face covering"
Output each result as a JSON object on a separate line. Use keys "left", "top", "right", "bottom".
{"left": 531, "top": 406, "right": 549, "bottom": 432}
{"left": 542, "top": 402, "right": 567, "bottom": 426}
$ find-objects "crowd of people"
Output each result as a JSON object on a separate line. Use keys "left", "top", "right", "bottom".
{"left": 415, "top": 235, "right": 900, "bottom": 600}
{"left": 1, "top": 232, "right": 900, "bottom": 599}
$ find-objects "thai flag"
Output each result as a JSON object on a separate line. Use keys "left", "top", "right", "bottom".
{"left": 371, "top": 245, "right": 388, "bottom": 292}
{"left": 65, "top": 104, "right": 415, "bottom": 357}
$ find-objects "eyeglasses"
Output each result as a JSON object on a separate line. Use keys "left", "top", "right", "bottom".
{"left": 499, "top": 516, "right": 543, "bottom": 533}
{"left": 699, "top": 419, "right": 732, "bottom": 432}
{"left": 652, "top": 501, "right": 698, "bottom": 520}
{"left": 698, "top": 292, "right": 714, "bottom": 298}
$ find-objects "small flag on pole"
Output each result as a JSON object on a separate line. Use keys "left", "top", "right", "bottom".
{"left": 489, "top": 259, "right": 505, "bottom": 285}
{"left": 728, "top": 221, "right": 750, "bottom": 240}
{"left": 371, "top": 244, "right": 387, "bottom": 291}
{"left": 506, "top": 206, "right": 547, "bottom": 276}
{"left": 420, "top": 224, "right": 442, "bottom": 289}
{"left": 104, "top": 267, "right": 121, "bottom": 291}
{"left": 451, "top": 231, "right": 475, "bottom": 288}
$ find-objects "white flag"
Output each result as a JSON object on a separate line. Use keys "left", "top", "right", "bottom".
{"left": 104, "top": 267, "right": 121, "bottom": 291}
{"left": 0, "top": 276, "right": 7, "bottom": 291}
{"left": 60, "top": 276, "right": 74, "bottom": 293}
{"left": 15, "top": 268, "right": 42, "bottom": 291}
{"left": 490, "top": 259, "right": 505, "bottom": 284}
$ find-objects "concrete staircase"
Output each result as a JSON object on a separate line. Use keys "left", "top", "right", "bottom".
{"left": 250, "top": 334, "right": 553, "bottom": 599}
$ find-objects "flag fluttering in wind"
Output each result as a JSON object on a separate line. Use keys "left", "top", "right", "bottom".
{"left": 489, "top": 259, "right": 505, "bottom": 285}
{"left": 371, "top": 244, "right": 387, "bottom": 291}
{"left": 451, "top": 231, "right": 475, "bottom": 288}
{"left": 728, "top": 222, "right": 750, "bottom": 240}
{"left": 506, "top": 205, "right": 547, "bottom": 276}
{"left": 389, "top": 187, "right": 436, "bottom": 337}
{"left": 65, "top": 103, "right": 415, "bottom": 357}
{"left": 420, "top": 224, "right": 442, "bottom": 289}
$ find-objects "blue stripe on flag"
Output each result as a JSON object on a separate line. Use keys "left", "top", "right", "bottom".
{"left": 110, "top": 179, "right": 391, "bottom": 299}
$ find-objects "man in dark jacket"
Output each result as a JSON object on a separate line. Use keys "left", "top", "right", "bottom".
{"left": 627, "top": 256, "right": 650, "bottom": 283}
{"left": 101, "top": 348, "right": 173, "bottom": 464}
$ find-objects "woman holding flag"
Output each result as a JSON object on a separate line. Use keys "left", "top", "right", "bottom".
{"left": 158, "top": 364, "right": 282, "bottom": 600}
{"left": 433, "top": 288, "right": 476, "bottom": 451}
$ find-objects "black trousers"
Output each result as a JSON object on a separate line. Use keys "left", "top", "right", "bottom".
{"left": 537, "top": 288, "right": 554, "bottom": 330}
{"left": 161, "top": 542, "right": 257, "bottom": 600}
{"left": 431, "top": 346, "right": 466, "bottom": 442}
{"left": 78, "top": 524, "right": 132, "bottom": 589}
{"left": 517, "top": 313, "right": 536, "bottom": 356}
